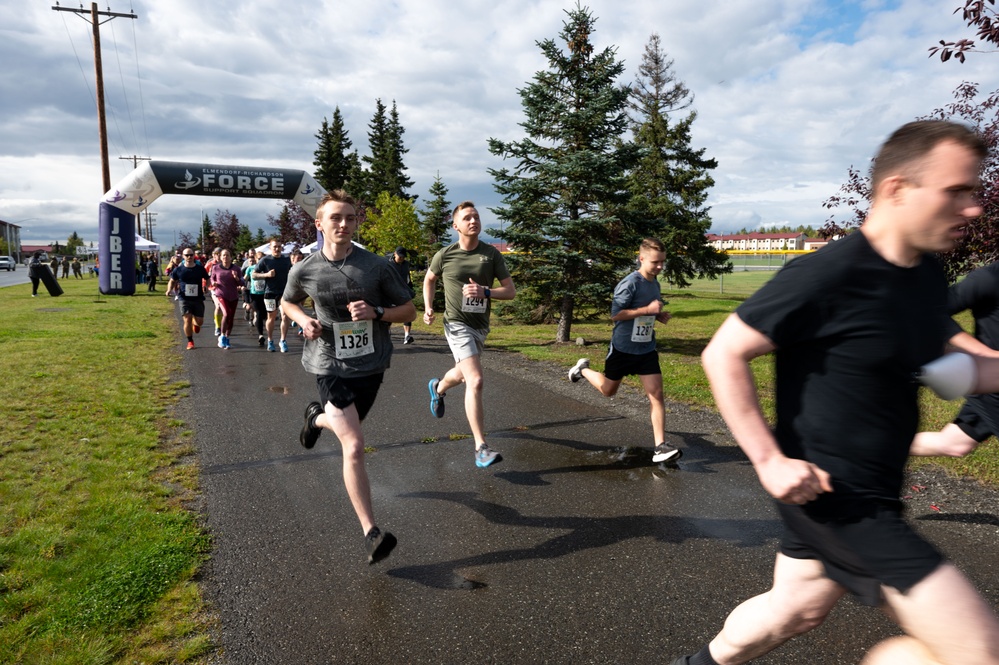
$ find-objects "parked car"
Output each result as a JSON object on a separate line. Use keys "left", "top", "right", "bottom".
{"left": 0, "top": 256, "right": 15, "bottom": 271}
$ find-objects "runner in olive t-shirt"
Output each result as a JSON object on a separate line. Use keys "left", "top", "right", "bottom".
{"left": 423, "top": 201, "right": 515, "bottom": 468}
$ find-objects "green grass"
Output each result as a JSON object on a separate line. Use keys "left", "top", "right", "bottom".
{"left": 0, "top": 278, "right": 213, "bottom": 663}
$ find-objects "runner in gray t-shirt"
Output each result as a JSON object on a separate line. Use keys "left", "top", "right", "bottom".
{"left": 281, "top": 190, "right": 416, "bottom": 565}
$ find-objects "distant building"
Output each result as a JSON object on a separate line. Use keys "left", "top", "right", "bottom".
{"left": 803, "top": 237, "right": 831, "bottom": 251}
{"left": 705, "top": 232, "right": 806, "bottom": 252}
{"left": 0, "top": 219, "right": 23, "bottom": 261}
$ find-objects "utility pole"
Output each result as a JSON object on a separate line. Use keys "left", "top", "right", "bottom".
{"left": 52, "top": 2, "right": 138, "bottom": 194}
{"left": 119, "top": 155, "right": 151, "bottom": 169}
{"left": 143, "top": 210, "right": 158, "bottom": 241}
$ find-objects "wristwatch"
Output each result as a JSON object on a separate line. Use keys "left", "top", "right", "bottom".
{"left": 484, "top": 287, "right": 491, "bottom": 298}
{"left": 374, "top": 305, "right": 385, "bottom": 320}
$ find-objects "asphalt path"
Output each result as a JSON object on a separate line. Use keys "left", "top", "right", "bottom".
{"left": 173, "top": 301, "right": 999, "bottom": 664}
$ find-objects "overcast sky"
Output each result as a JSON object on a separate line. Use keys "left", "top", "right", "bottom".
{"left": 2, "top": 0, "right": 996, "bottom": 246}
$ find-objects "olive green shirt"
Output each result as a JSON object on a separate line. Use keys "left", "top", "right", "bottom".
{"left": 428, "top": 242, "right": 510, "bottom": 330}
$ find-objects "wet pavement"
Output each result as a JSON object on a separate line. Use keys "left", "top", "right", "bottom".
{"left": 175, "top": 307, "right": 999, "bottom": 664}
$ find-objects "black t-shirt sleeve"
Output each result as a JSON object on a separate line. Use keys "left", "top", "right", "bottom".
{"left": 736, "top": 254, "right": 833, "bottom": 349}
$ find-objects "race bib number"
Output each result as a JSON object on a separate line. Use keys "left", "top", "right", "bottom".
{"left": 461, "top": 295, "right": 488, "bottom": 313}
{"left": 264, "top": 298, "right": 277, "bottom": 312}
{"left": 183, "top": 283, "right": 199, "bottom": 297}
{"left": 631, "top": 316, "right": 655, "bottom": 343}
{"left": 333, "top": 320, "right": 374, "bottom": 359}
{"left": 252, "top": 279, "right": 265, "bottom": 292}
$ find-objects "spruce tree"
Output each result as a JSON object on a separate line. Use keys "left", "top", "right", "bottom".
{"left": 489, "top": 6, "right": 641, "bottom": 342}
{"left": 313, "top": 107, "right": 356, "bottom": 192}
{"left": 418, "top": 172, "right": 452, "bottom": 263}
{"left": 363, "top": 99, "right": 414, "bottom": 203}
{"left": 385, "top": 102, "right": 415, "bottom": 199}
{"left": 627, "top": 33, "right": 729, "bottom": 288}
{"left": 362, "top": 99, "right": 390, "bottom": 202}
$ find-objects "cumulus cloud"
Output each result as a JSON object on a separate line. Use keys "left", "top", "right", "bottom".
{"left": 1, "top": 0, "right": 996, "bottom": 243}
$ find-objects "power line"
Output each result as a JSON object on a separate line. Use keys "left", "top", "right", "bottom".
{"left": 51, "top": 2, "right": 138, "bottom": 194}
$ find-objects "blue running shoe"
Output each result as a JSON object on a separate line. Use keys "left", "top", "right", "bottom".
{"left": 222, "top": 335, "right": 231, "bottom": 349}
{"left": 475, "top": 444, "right": 501, "bottom": 468}
{"left": 267, "top": 340, "right": 276, "bottom": 352}
{"left": 428, "top": 378, "right": 444, "bottom": 418}
{"left": 217, "top": 335, "right": 225, "bottom": 349}
{"left": 279, "top": 339, "right": 289, "bottom": 353}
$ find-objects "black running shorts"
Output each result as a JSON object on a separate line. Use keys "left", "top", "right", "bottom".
{"left": 316, "top": 372, "right": 384, "bottom": 422}
{"left": 778, "top": 501, "right": 943, "bottom": 606}
{"left": 181, "top": 299, "right": 206, "bottom": 318}
{"left": 603, "top": 347, "right": 661, "bottom": 382}
{"left": 954, "top": 395, "right": 999, "bottom": 443}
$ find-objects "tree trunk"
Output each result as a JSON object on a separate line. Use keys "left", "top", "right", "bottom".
{"left": 556, "top": 293, "right": 574, "bottom": 343}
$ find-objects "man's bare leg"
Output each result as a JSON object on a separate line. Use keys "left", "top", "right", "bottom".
{"left": 317, "top": 402, "right": 375, "bottom": 534}
{"left": 861, "top": 562, "right": 999, "bottom": 665}
{"left": 639, "top": 373, "right": 667, "bottom": 444}
{"left": 707, "top": 554, "right": 846, "bottom": 665}
{"left": 439, "top": 355, "right": 487, "bottom": 446}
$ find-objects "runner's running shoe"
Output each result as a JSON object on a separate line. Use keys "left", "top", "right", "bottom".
{"left": 568, "top": 358, "right": 590, "bottom": 383}
{"left": 300, "top": 401, "right": 323, "bottom": 449}
{"left": 653, "top": 443, "right": 682, "bottom": 464}
{"left": 428, "top": 378, "right": 444, "bottom": 418}
{"left": 279, "top": 340, "right": 289, "bottom": 353}
{"left": 267, "top": 340, "right": 276, "bottom": 352}
{"left": 475, "top": 444, "right": 502, "bottom": 468}
{"left": 365, "top": 526, "right": 397, "bottom": 564}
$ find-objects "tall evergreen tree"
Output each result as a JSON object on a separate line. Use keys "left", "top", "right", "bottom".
{"left": 385, "top": 101, "right": 415, "bottom": 199}
{"left": 489, "top": 6, "right": 641, "bottom": 342}
{"left": 362, "top": 99, "right": 390, "bottom": 203}
{"left": 627, "top": 33, "right": 729, "bottom": 287}
{"left": 362, "top": 99, "right": 413, "bottom": 204}
{"left": 313, "top": 107, "right": 355, "bottom": 192}
{"left": 418, "top": 172, "right": 452, "bottom": 263}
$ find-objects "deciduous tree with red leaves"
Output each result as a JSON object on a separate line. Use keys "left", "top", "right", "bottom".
{"left": 823, "top": 0, "right": 999, "bottom": 281}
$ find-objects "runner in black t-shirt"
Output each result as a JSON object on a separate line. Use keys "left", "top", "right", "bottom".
{"left": 912, "top": 261, "right": 999, "bottom": 457}
{"left": 166, "top": 248, "right": 210, "bottom": 350}
{"left": 673, "top": 121, "right": 999, "bottom": 665}
{"left": 253, "top": 238, "right": 293, "bottom": 352}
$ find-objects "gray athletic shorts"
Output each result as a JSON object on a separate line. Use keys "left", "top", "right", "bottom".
{"left": 443, "top": 321, "right": 488, "bottom": 363}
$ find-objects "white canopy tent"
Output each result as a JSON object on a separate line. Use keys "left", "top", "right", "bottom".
{"left": 135, "top": 233, "right": 159, "bottom": 251}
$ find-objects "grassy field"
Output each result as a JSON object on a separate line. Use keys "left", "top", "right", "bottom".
{"left": 0, "top": 278, "right": 212, "bottom": 663}
{"left": 1, "top": 269, "right": 995, "bottom": 662}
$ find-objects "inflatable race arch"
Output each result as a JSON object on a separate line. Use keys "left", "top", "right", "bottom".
{"left": 99, "top": 161, "right": 326, "bottom": 295}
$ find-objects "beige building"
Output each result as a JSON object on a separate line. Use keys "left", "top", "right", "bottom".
{"left": 705, "top": 232, "right": 806, "bottom": 252}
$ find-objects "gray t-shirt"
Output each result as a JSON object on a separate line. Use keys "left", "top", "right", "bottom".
{"left": 610, "top": 270, "right": 663, "bottom": 355}
{"left": 282, "top": 247, "right": 413, "bottom": 378}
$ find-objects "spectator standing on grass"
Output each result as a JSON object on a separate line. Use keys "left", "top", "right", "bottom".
{"left": 71, "top": 257, "right": 82, "bottom": 279}
{"left": 145, "top": 255, "right": 158, "bottom": 291}
{"left": 50, "top": 255, "right": 59, "bottom": 279}
{"left": 28, "top": 251, "right": 43, "bottom": 296}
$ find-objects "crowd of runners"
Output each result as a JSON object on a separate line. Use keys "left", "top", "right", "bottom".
{"left": 166, "top": 120, "right": 999, "bottom": 664}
